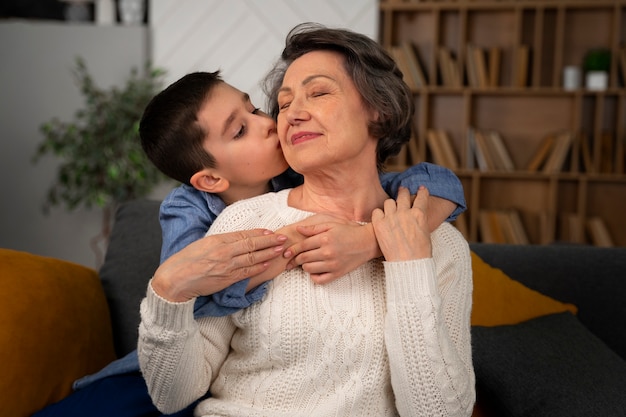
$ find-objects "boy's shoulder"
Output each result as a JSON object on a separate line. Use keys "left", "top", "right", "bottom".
{"left": 162, "top": 183, "right": 226, "bottom": 214}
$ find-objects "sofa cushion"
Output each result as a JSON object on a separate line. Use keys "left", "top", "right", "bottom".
{"left": 0, "top": 249, "right": 116, "bottom": 417}
{"left": 472, "top": 312, "right": 626, "bottom": 417}
{"left": 470, "top": 251, "right": 577, "bottom": 326}
{"left": 469, "top": 243, "right": 626, "bottom": 360}
{"left": 99, "top": 199, "right": 162, "bottom": 357}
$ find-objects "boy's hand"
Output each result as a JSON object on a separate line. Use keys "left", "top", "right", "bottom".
{"left": 151, "top": 229, "right": 287, "bottom": 302}
{"left": 282, "top": 213, "right": 379, "bottom": 284}
{"left": 372, "top": 186, "right": 432, "bottom": 261}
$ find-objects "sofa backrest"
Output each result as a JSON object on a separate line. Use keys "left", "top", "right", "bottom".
{"left": 470, "top": 243, "right": 626, "bottom": 360}
{"left": 99, "top": 199, "right": 162, "bottom": 358}
{"left": 100, "top": 200, "right": 626, "bottom": 361}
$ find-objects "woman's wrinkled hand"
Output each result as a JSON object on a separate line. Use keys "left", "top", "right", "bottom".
{"left": 151, "top": 229, "right": 287, "bottom": 302}
{"left": 371, "top": 186, "right": 432, "bottom": 261}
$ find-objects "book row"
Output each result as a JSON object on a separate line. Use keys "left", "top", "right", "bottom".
{"left": 424, "top": 128, "right": 625, "bottom": 175}
{"left": 461, "top": 209, "right": 615, "bottom": 247}
{"left": 389, "top": 42, "right": 626, "bottom": 90}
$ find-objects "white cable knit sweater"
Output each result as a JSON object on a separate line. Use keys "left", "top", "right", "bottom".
{"left": 138, "top": 189, "right": 475, "bottom": 417}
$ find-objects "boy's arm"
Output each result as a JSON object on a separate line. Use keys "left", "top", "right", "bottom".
{"left": 379, "top": 161, "right": 466, "bottom": 225}
{"left": 160, "top": 186, "right": 273, "bottom": 317}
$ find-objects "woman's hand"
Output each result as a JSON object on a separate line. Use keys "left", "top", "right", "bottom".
{"left": 151, "top": 229, "right": 287, "bottom": 302}
{"left": 371, "top": 186, "right": 432, "bottom": 261}
{"left": 281, "top": 213, "right": 379, "bottom": 284}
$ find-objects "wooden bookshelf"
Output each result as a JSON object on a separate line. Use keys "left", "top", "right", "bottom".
{"left": 380, "top": 0, "right": 626, "bottom": 247}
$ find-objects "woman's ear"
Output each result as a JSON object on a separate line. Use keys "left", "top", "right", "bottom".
{"left": 190, "top": 169, "right": 230, "bottom": 193}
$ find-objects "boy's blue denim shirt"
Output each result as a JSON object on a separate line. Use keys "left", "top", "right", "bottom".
{"left": 74, "top": 163, "right": 465, "bottom": 389}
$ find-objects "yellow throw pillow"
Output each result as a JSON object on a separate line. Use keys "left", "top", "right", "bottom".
{"left": 471, "top": 251, "right": 578, "bottom": 326}
{"left": 0, "top": 249, "right": 116, "bottom": 417}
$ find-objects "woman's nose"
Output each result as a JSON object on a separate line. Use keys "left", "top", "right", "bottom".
{"left": 285, "top": 98, "right": 309, "bottom": 125}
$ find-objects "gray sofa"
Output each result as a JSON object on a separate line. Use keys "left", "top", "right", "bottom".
{"left": 13, "top": 199, "right": 626, "bottom": 417}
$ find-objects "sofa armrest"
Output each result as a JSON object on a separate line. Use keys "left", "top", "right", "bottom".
{"left": 0, "top": 249, "right": 116, "bottom": 417}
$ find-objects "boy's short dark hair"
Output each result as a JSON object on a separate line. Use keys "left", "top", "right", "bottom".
{"left": 140, "top": 71, "right": 223, "bottom": 185}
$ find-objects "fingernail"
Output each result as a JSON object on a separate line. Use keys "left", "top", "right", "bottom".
{"left": 283, "top": 250, "right": 292, "bottom": 257}
{"left": 274, "top": 246, "right": 284, "bottom": 252}
{"left": 277, "top": 235, "right": 287, "bottom": 242}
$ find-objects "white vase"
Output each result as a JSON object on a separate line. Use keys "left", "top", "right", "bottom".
{"left": 118, "top": 0, "right": 145, "bottom": 25}
{"left": 95, "top": 0, "right": 115, "bottom": 25}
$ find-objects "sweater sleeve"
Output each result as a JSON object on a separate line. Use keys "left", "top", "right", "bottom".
{"left": 137, "top": 282, "right": 235, "bottom": 414}
{"left": 383, "top": 223, "right": 475, "bottom": 417}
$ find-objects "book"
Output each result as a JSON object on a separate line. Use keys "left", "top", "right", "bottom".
{"left": 401, "top": 41, "right": 427, "bottom": 87}
{"left": 542, "top": 131, "right": 572, "bottom": 173}
{"left": 473, "top": 129, "right": 498, "bottom": 171}
{"left": 488, "top": 47, "right": 501, "bottom": 87}
{"left": 437, "top": 130, "right": 459, "bottom": 169}
{"left": 515, "top": 45, "right": 530, "bottom": 87}
{"left": 470, "top": 128, "right": 514, "bottom": 171}
{"left": 472, "top": 45, "right": 489, "bottom": 88}
{"left": 586, "top": 216, "right": 614, "bottom": 247}
{"left": 465, "top": 128, "right": 477, "bottom": 170}
{"left": 559, "top": 212, "right": 584, "bottom": 243}
{"left": 389, "top": 46, "right": 418, "bottom": 90}
{"left": 600, "top": 131, "right": 614, "bottom": 174}
{"left": 506, "top": 210, "right": 530, "bottom": 244}
{"left": 426, "top": 129, "right": 458, "bottom": 169}
{"left": 479, "top": 210, "right": 502, "bottom": 243}
{"left": 468, "top": 127, "right": 488, "bottom": 171}
{"left": 478, "top": 211, "right": 492, "bottom": 242}
{"left": 579, "top": 133, "right": 594, "bottom": 173}
{"left": 620, "top": 47, "right": 626, "bottom": 87}
{"left": 465, "top": 44, "right": 480, "bottom": 87}
{"left": 487, "top": 130, "right": 515, "bottom": 171}
{"left": 526, "top": 133, "right": 556, "bottom": 172}
{"left": 437, "top": 47, "right": 462, "bottom": 87}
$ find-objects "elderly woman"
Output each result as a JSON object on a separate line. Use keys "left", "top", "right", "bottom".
{"left": 138, "top": 23, "right": 475, "bottom": 416}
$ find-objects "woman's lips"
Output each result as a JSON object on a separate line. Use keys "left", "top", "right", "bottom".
{"left": 290, "top": 131, "right": 318, "bottom": 145}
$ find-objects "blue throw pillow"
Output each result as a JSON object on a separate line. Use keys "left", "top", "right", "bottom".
{"left": 472, "top": 312, "right": 626, "bottom": 417}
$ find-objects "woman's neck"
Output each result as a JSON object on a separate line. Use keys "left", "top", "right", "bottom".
{"left": 287, "top": 170, "right": 388, "bottom": 223}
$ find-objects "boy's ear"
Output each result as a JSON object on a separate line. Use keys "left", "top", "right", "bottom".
{"left": 190, "top": 169, "right": 230, "bottom": 193}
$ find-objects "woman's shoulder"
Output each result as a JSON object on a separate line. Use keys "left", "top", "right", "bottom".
{"left": 431, "top": 222, "right": 470, "bottom": 261}
{"left": 225, "top": 189, "right": 291, "bottom": 212}
{"left": 208, "top": 189, "right": 293, "bottom": 234}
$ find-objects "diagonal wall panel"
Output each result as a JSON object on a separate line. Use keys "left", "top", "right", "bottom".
{"left": 149, "top": 0, "right": 377, "bottom": 106}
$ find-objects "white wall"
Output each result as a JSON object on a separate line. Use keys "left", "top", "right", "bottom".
{"left": 149, "top": 0, "right": 378, "bottom": 106}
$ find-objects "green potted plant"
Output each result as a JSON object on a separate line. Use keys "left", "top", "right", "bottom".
{"left": 583, "top": 48, "right": 611, "bottom": 90}
{"left": 33, "top": 56, "right": 170, "bottom": 262}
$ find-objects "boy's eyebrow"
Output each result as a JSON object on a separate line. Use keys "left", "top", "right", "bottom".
{"left": 221, "top": 92, "right": 251, "bottom": 136}
{"left": 277, "top": 74, "right": 334, "bottom": 96}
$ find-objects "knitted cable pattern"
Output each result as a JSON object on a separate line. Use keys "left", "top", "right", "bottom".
{"left": 138, "top": 189, "right": 475, "bottom": 416}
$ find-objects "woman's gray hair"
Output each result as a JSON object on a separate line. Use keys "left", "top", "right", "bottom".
{"left": 263, "top": 22, "right": 414, "bottom": 171}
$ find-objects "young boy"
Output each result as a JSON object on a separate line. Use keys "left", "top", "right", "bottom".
{"left": 34, "top": 71, "right": 465, "bottom": 417}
